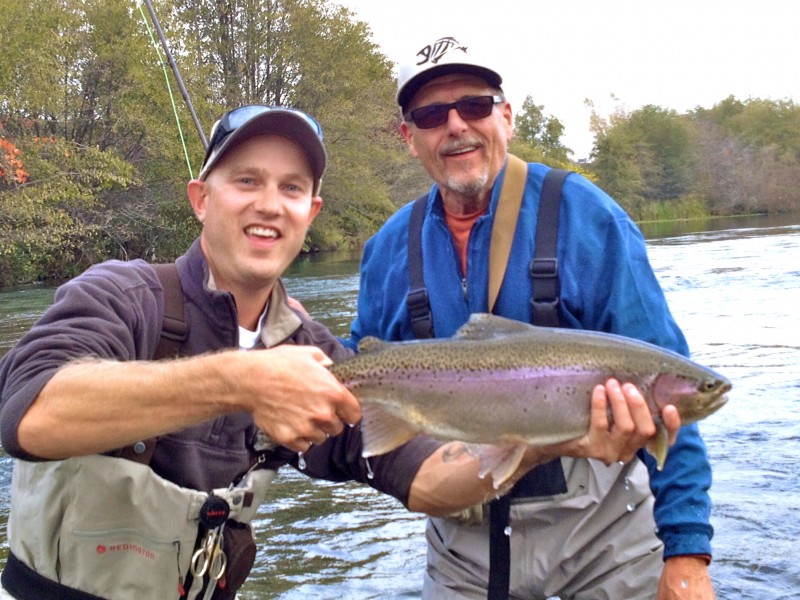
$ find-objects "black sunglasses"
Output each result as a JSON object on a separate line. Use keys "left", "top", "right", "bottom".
{"left": 203, "top": 105, "right": 323, "bottom": 165}
{"left": 404, "top": 95, "right": 504, "bottom": 129}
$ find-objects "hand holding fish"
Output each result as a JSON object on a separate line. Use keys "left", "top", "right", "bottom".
{"left": 406, "top": 378, "right": 682, "bottom": 517}
{"left": 545, "top": 378, "right": 682, "bottom": 467}
{"left": 242, "top": 345, "right": 361, "bottom": 452}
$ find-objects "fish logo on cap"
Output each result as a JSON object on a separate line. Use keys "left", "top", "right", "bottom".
{"left": 416, "top": 37, "right": 468, "bottom": 66}
{"left": 397, "top": 35, "right": 502, "bottom": 111}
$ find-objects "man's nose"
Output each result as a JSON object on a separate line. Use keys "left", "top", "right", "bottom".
{"left": 254, "top": 186, "right": 281, "bottom": 212}
{"left": 444, "top": 107, "right": 469, "bottom": 132}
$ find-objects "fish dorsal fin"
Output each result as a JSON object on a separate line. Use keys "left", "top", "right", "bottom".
{"left": 357, "top": 336, "right": 390, "bottom": 353}
{"left": 455, "top": 313, "right": 534, "bottom": 340}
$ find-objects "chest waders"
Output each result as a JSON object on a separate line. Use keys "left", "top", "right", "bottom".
{"left": 2, "top": 264, "right": 273, "bottom": 600}
{"left": 136, "top": 264, "right": 272, "bottom": 600}
{"left": 405, "top": 159, "right": 572, "bottom": 600}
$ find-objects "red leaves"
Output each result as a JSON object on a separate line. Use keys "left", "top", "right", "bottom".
{"left": 0, "top": 138, "right": 29, "bottom": 185}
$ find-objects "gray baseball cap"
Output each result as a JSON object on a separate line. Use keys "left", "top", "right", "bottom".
{"left": 199, "top": 106, "right": 326, "bottom": 194}
{"left": 396, "top": 36, "right": 503, "bottom": 112}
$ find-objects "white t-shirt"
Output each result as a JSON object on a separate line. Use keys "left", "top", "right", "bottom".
{"left": 238, "top": 304, "right": 268, "bottom": 350}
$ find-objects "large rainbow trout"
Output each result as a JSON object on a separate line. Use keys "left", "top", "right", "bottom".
{"left": 331, "top": 313, "right": 729, "bottom": 485}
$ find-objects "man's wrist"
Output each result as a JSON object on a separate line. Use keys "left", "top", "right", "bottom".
{"left": 666, "top": 554, "right": 712, "bottom": 566}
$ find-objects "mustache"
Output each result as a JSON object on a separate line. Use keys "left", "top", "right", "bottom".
{"left": 439, "top": 137, "right": 483, "bottom": 155}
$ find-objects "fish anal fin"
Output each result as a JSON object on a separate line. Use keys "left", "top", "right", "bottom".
{"left": 456, "top": 313, "right": 535, "bottom": 341}
{"left": 645, "top": 423, "right": 670, "bottom": 471}
{"left": 476, "top": 443, "right": 527, "bottom": 489}
{"left": 360, "top": 404, "right": 419, "bottom": 458}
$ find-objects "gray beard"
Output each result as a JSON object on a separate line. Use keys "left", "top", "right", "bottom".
{"left": 443, "top": 168, "right": 490, "bottom": 200}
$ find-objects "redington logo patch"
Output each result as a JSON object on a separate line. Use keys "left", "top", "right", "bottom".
{"left": 96, "top": 543, "right": 156, "bottom": 561}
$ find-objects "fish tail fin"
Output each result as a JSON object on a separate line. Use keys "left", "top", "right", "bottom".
{"left": 645, "top": 423, "right": 670, "bottom": 471}
{"left": 360, "top": 404, "right": 419, "bottom": 458}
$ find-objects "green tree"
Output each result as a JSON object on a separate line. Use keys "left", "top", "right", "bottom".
{"left": 0, "top": 0, "right": 417, "bottom": 285}
{"left": 0, "top": 0, "right": 198, "bottom": 282}
{"left": 586, "top": 100, "right": 646, "bottom": 210}
{"left": 589, "top": 101, "right": 695, "bottom": 212}
{"left": 165, "top": 0, "right": 409, "bottom": 248}
{"left": 693, "top": 97, "right": 800, "bottom": 214}
{"left": 628, "top": 105, "right": 695, "bottom": 200}
{"left": 709, "top": 97, "right": 800, "bottom": 161}
{"left": 510, "top": 96, "right": 571, "bottom": 165}
{"left": 0, "top": 137, "right": 135, "bottom": 285}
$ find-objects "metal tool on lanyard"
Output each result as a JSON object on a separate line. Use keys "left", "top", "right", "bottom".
{"left": 190, "top": 526, "right": 227, "bottom": 580}
{"left": 190, "top": 494, "right": 230, "bottom": 581}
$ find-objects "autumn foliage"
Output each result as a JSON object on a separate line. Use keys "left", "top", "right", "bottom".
{"left": 0, "top": 138, "right": 29, "bottom": 186}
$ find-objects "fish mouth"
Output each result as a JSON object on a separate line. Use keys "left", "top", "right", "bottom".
{"left": 684, "top": 389, "right": 729, "bottom": 422}
{"left": 706, "top": 393, "right": 729, "bottom": 413}
{"left": 707, "top": 379, "right": 731, "bottom": 412}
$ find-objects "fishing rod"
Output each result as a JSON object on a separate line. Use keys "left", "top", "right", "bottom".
{"left": 140, "top": 0, "right": 208, "bottom": 151}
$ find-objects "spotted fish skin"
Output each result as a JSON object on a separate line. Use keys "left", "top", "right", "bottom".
{"left": 332, "top": 313, "right": 730, "bottom": 477}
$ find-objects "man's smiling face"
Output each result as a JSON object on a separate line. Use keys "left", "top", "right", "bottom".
{"left": 188, "top": 133, "right": 321, "bottom": 299}
{"left": 401, "top": 74, "right": 513, "bottom": 213}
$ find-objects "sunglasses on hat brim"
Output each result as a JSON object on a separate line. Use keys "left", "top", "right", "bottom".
{"left": 202, "top": 105, "right": 323, "bottom": 168}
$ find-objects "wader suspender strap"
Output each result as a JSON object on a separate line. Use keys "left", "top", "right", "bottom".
{"left": 152, "top": 262, "right": 189, "bottom": 357}
{"left": 531, "top": 168, "right": 570, "bottom": 327}
{"left": 488, "top": 155, "right": 528, "bottom": 312}
{"left": 407, "top": 193, "right": 434, "bottom": 339}
{"left": 114, "top": 263, "right": 187, "bottom": 465}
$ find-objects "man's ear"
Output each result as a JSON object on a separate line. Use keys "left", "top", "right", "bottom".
{"left": 501, "top": 101, "right": 514, "bottom": 141}
{"left": 186, "top": 179, "right": 207, "bottom": 223}
{"left": 307, "top": 196, "right": 323, "bottom": 224}
{"left": 400, "top": 122, "right": 420, "bottom": 158}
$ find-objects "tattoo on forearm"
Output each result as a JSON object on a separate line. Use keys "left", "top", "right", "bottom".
{"left": 442, "top": 443, "right": 470, "bottom": 463}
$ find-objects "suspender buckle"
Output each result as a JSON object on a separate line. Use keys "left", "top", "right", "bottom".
{"left": 530, "top": 257, "right": 560, "bottom": 328}
{"left": 529, "top": 257, "right": 558, "bottom": 278}
{"left": 406, "top": 287, "right": 434, "bottom": 339}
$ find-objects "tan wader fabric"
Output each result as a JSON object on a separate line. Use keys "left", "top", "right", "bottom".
{"left": 423, "top": 457, "right": 663, "bottom": 600}
{"left": 6, "top": 455, "right": 275, "bottom": 599}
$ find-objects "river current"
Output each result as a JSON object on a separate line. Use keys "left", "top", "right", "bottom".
{"left": 0, "top": 215, "right": 798, "bottom": 599}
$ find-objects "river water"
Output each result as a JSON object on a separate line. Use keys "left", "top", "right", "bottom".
{"left": 0, "top": 214, "right": 798, "bottom": 599}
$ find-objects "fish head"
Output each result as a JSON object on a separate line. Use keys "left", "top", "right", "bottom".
{"left": 651, "top": 370, "right": 731, "bottom": 425}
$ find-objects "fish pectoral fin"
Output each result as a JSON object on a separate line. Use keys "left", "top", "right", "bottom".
{"left": 645, "top": 423, "right": 670, "bottom": 471}
{"left": 360, "top": 404, "right": 419, "bottom": 458}
{"left": 476, "top": 444, "right": 527, "bottom": 490}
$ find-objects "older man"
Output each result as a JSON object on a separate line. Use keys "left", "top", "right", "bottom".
{"left": 349, "top": 36, "right": 715, "bottom": 600}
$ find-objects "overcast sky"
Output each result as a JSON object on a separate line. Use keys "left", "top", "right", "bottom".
{"left": 336, "top": 0, "right": 799, "bottom": 159}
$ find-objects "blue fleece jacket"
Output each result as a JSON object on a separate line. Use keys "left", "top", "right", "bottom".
{"left": 347, "top": 161, "right": 713, "bottom": 559}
